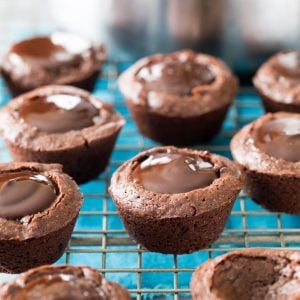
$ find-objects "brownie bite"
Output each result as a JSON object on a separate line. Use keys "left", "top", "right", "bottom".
{"left": 0, "top": 162, "right": 82, "bottom": 273}
{"left": 1, "top": 32, "right": 106, "bottom": 96}
{"left": 109, "top": 146, "right": 243, "bottom": 254}
{"left": 0, "top": 265, "right": 131, "bottom": 299}
{"left": 191, "top": 248, "right": 300, "bottom": 300}
{"left": 119, "top": 50, "right": 238, "bottom": 145}
{"left": 230, "top": 112, "right": 300, "bottom": 213}
{"left": 254, "top": 51, "right": 300, "bottom": 113}
{"left": 0, "top": 85, "right": 125, "bottom": 183}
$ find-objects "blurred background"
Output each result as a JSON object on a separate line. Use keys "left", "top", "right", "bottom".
{"left": 1, "top": 0, "right": 300, "bottom": 80}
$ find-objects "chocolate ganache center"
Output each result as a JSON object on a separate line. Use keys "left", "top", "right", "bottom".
{"left": 9, "top": 32, "right": 91, "bottom": 68}
{"left": 0, "top": 171, "right": 57, "bottom": 219}
{"left": 255, "top": 117, "right": 300, "bottom": 162}
{"left": 17, "top": 273, "right": 103, "bottom": 300}
{"left": 137, "top": 59, "right": 215, "bottom": 96}
{"left": 275, "top": 51, "right": 300, "bottom": 77}
{"left": 19, "top": 94, "right": 99, "bottom": 133}
{"left": 133, "top": 152, "right": 219, "bottom": 194}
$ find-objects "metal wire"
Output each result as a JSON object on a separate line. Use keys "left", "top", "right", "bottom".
{"left": 1, "top": 60, "right": 300, "bottom": 299}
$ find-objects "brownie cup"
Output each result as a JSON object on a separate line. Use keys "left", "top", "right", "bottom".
{"left": 0, "top": 265, "right": 131, "bottom": 299}
{"left": 0, "top": 162, "right": 82, "bottom": 273}
{"left": 254, "top": 51, "right": 300, "bottom": 113}
{"left": 109, "top": 146, "right": 243, "bottom": 254}
{"left": 119, "top": 50, "right": 238, "bottom": 145}
{"left": 230, "top": 112, "right": 300, "bottom": 213}
{"left": 0, "top": 85, "right": 125, "bottom": 183}
{"left": 1, "top": 32, "right": 106, "bottom": 96}
{"left": 191, "top": 248, "right": 300, "bottom": 300}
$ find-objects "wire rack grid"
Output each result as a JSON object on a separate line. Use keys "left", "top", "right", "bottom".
{"left": 0, "top": 61, "right": 300, "bottom": 300}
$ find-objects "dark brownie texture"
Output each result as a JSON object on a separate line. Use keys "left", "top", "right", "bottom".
{"left": 0, "top": 85, "right": 125, "bottom": 183}
{"left": 0, "top": 265, "right": 131, "bottom": 299}
{"left": 191, "top": 248, "right": 300, "bottom": 300}
{"left": 0, "top": 162, "right": 82, "bottom": 273}
{"left": 119, "top": 49, "right": 238, "bottom": 145}
{"left": 1, "top": 32, "right": 106, "bottom": 96}
{"left": 254, "top": 51, "right": 300, "bottom": 113}
{"left": 230, "top": 112, "right": 300, "bottom": 213}
{"left": 109, "top": 146, "right": 243, "bottom": 254}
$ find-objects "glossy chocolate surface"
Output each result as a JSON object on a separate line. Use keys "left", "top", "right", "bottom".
{"left": 8, "top": 32, "right": 91, "bottom": 69}
{"left": 0, "top": 171, "right": 57, "bottom": 219}
{"left": 256, "top": 117, "right": 300, "bottom": 162}
{"left": 18, "top": 274, "right": 102, "bottom": 300}
{"left": 133, "top": 152, "right": 219, "bottom": 193}
{"left": 137, "top": 59, "right": 215, "bottom": 95}
{"left": 19, "top": 94, "right": 99, "bottom": 133}
{"left": 276, "top": 51, "right": 300, "bottom": 77}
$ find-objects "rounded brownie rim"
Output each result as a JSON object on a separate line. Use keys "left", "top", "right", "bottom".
{"left": 109, "top": 146, "right": 243, "bottom": 219}
{"left": 0, "top": 33, "right": 106, "bottom": 90}
{"left": 118, "top": 50, "right": 238, "bottom": 117}
{"left": 230, "top": 112, "right": 300, "bottom": 175}
{"left": 191, "top": 248, "right": 300, "bottom": 299}
{"left": 0, "top": 264, "right": 131, "bottom": 299}
{"left": 0, "top": 162, "right": 82, "bottom": 241}
{"left": 253, "top": 51, "right": 300, "bottom": 105}
{"left": 0, "top": 85, "right": 125, "bottom": 152}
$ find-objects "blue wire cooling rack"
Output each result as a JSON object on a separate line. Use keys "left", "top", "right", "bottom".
{"left": 0, "top": 61, "right": 300, "bottom": 299}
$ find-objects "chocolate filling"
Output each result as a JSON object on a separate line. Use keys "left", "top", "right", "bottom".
{"left": 132, "top": 151, "right": 219, "bottom": 194}
{"left": 0, "top": 171, "right": 57, "bottom": 219}
{"left": 8, "top": 32, "right": 91, "bottom": 70}
{"left": 255, "top": 117, "right": 300, "bottom": 162}
{"left": 137, "top": 59, "right": 215, "bottom": 96}
{"left": 19, "top": 94, "right": 99, "bottom": 133}
{"left": 14, "top": 273, "right": 103, "bottom": 300}
{"left": 276, "top": 51, "right": 300, "bottom": 77}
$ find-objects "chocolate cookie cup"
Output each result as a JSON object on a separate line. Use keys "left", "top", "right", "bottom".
{"left": 0, "top": 85, "right": 125, "bottom": 183}
{"left": 1, "top": 32, "right": 106, "bottom": 96}
{"left": 230, "top": 112, "right": 300, "bottom": 213}
{"left": 109, "top": 146, "right": 243, "bottom": 254}
{"left": 191, "top": 248, "right": 300, "bottom": 300}
{"left": 0, "top": 265, "right": 131, "bottom": 299}
{"left": 119, "top": 50, "right": 238, "bottom": 145}
{"left": 0, "top": 162, "right": 82, "bottom": 273}
{"left": 253, "top": 51, "right": 300, "bottom": 113}
{"left": 0, "top": 265, "right": 131, "bottom": 300}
